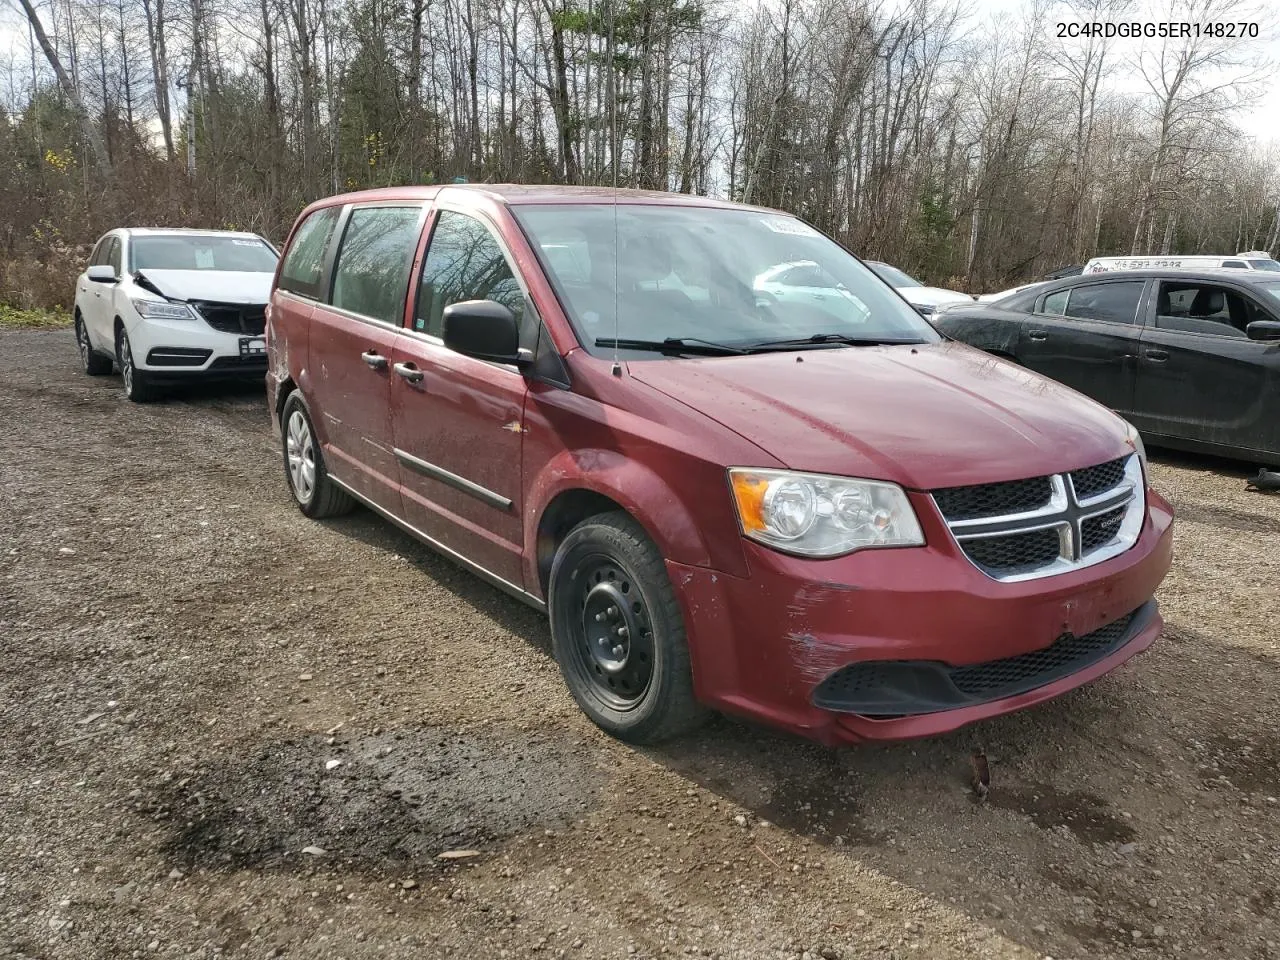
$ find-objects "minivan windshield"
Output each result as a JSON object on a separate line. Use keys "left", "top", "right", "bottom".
{"left": 867, "top": 262, "right": 922, "bottom": 288}
{"left": 514, "top": 204, "right": 939, "bottom": 355}
{"left": 131, "top": 235, "right": 279, "bottom": 273}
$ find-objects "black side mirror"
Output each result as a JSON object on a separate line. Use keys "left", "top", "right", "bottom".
{"left": 442, "top": 299, "right": 525, "bottom": 365}
{"left": 1246, "top": 319, "right": 1280, "bottom": 341}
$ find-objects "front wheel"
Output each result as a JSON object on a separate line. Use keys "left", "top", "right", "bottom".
{"left": 116, "top": 326, "right": 157, "bottom": 402}
{"left": 548, "top": 512, "right": 708, "bottom": 744}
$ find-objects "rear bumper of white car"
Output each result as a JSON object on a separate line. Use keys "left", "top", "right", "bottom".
{"left": 125, "top": 313, "right": 267, "bottom": 381}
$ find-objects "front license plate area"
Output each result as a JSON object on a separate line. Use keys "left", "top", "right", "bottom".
{"left": 239, "top": 337, "right": 266, "bottom": 358}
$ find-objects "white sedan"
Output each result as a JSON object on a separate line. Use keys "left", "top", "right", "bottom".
{"left": 73, "top": 228, "right": 279, "bottom": 402}
{"left": 864, "top": 261, "right": 974, "bottom": 316}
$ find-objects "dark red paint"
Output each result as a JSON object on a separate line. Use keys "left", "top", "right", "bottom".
{"left": 267, "top": 184, "right": 1175, "bottom": 744}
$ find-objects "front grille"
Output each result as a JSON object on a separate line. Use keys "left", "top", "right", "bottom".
{"left": 961, "top": 527, "right": 1061, "bottom": 574}
{"left": 950, "top": 613, "right": 1135, "bottom": 698}
{"left": 811, "top": 607, "right": 1145, "bottom": 716}
{"left": 192, "top": 301, "right": 266, "bottom": 335}
{"left": 931, "top": 454, "right": 1142, "bottom": 582}
{"left": 1081, "top": 505, "right": 1126, "bottom": 552}
{"left": 1070, "top": 457, "right": 1127, "bottom": 500}
{"left": 933, "top": 475, "right": 1053, "bottom": 521}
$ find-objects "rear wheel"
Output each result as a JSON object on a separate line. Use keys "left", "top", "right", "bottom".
{"left": 548, "top": 512, "right": 708, "bottom": 744}
{"left": 116, "top": 326, "right": 157, "bottom": 402}
{"left": 281, "top": 392, "right": 354, "bottom": 518}
{"left": 76, "top": 314, "right": 112, "bottom": 376}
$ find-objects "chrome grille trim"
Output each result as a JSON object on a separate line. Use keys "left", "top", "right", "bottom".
{"left": 933, "top": 455, "right": 1145, "bottom": 583}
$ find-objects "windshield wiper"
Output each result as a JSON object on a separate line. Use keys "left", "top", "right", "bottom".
{"left": 747, "top": 333, "right": 924, "bottom": 350}
{"left": 594, "top": 337, "right": 748, "bottom": 356}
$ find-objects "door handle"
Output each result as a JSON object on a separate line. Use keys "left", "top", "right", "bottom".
{"left": 1144, "top": 348, "right": 1169, "bottom": 363}
{"left": 1028, "top": 330, "right": 1047, "bottom": 341}
{"left": 393, "top": 361, "right": 424, "bottom": 383}
{"left": 362, "top": 350, "right": 388, "bottom": 370}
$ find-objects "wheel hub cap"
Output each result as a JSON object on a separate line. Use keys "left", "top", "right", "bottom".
{"left": 286, "top": 410, "right": 316, "bottom": 502}
{"left": 582, "top": 581, "right": 638, "bottom": 674}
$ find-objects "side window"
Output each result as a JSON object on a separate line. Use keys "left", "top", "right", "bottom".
{"left": 1154, "top": 282, "right": 1248, "bottom": 337}
{"left": 279, "top": 206, "right": 341, "bottom": 299}
{"left": 1040, "top": 289, "right": 1069, "bottom": 316}
{"left": 330, "top": 205, "right": 424, "bottom": 325}
{"left": 416, "top": 211, "right": 525, "bottom": 337}
{"left": 107, "top": 238, "right": 123, "bottom": 276}
{"left": 89, "top": 238, "right": 109, "bottom": 267}
{"left": 1221, "top": 260, "right": 1247, "bottom": 269}
{"left": 1063, "top": 281, "right": 1144, "bottom": 324}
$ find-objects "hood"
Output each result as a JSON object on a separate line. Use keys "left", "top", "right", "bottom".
{"left": 897, "top": 286, "right": 974, "bottom": 308}
{"left": 133, "top": 269, "right": 273, "bottom": 304}
{"left": 627, "top": 343, "right": 1132, "bottom": 489}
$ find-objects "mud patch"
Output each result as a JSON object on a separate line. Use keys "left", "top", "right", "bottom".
{"left": 157, "top": 726, "right": 602, "bottom": 872}
{"left": 988, "top": 781, "right": 1136, "bottom": 844}
{"left": 1203, "top": 731, "right": 1280, "bottom": 793}
{"left": 1170, "top": 499, "right": 1280, "bottom": 536}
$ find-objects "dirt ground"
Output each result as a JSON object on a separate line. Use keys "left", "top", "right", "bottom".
{"left": 2, "top": 328, "right": 1279, "bottom": 960}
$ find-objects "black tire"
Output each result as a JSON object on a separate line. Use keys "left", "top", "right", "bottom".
{"left": 548, "top": 511, "right": 708, "bottom": 744}
{"left": 116, "top": 326, "right": 158, "bottom": 402}
{"left": 75, "top": 314, "right": 112, "bottom": 376}
{"left": 280, "top": 391, "right": 354, "bottom": 519}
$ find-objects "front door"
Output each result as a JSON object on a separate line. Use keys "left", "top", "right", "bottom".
{"left": 388, "top": 209, "right": 530, "bottom": 588}
{"left": 306, "top": 202, "right": 426, "bottom": 512}
{"left": 1017, "top": 278, "right": 1147, "bottom": 415}
{"left": 83, "top": 236, "right": 122, "bottom": 348}
{"left": 1134, "top": 278, "right": 1280, "bottom": 454}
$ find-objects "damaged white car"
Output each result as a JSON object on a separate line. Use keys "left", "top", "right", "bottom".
{"left": 73, "top": 228, "right": 279, "bottom": 402}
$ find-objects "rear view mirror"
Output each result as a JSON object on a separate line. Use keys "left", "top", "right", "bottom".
{"left": 442, "top": 300, "right": 525, "bottom": 365}
{"left": 1246, "top": 320, "right": 1280, "bottom": 341}
{"left": 87, "top": 265, "right": 116, "bottom": 283}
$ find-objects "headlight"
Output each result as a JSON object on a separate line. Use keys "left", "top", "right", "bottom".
{"left": 728, "top": 468, "right": 925, "bottom": 558}
{"left": 1122, "top": 420, "right": 1149, "bottom": 486}
{"left": 131, "top": 298, "right": 195, "bottom": 320}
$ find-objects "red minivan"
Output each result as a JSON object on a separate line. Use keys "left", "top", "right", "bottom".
{"left": 265, "top": 185, "right": 1174, "bottom": 745}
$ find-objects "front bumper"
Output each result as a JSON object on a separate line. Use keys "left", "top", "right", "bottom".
{"left": 669, "top": 489, "right": 1174, "bottom": 744}
{"left": 126, "top": 314, "right": 266, "bottom": 381}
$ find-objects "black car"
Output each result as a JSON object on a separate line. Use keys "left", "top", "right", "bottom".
{"left": 934, "top": 269, "right": 1280, "bottom": 464}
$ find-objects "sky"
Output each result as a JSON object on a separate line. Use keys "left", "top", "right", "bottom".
{"left": 0, "top": 0, "right": 1276, "bottom": 142}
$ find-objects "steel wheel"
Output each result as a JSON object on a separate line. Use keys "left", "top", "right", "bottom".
{"left": 566, "top": 553, "right": 655, "bottom": 711}
{"left": 286, "top": 409, "right": 317, "bottom": 505}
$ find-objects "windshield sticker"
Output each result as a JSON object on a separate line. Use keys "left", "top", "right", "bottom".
{"left": 759, "top": 217, "right": 820, "bottom": 237}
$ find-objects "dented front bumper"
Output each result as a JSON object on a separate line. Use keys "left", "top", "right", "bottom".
{"left": 668, "top": 489, "right": 1174, "bottom": 745}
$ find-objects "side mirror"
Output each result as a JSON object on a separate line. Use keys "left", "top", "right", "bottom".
{"left": 1246, "top": 319, "right": 1280, "bottom": 341}
{"left": 87, "top": 264, "right": 117, "bottom": 284}
{"left": 442, "top": 299, "right": 525, "bottom": 366}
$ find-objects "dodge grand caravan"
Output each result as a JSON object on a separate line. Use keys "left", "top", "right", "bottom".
{"left": 265, "top": 185, "right": 1174, "bottom": 746}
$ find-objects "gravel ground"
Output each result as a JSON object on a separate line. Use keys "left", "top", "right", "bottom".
{"left": 2, "top": 327, "right": 1279, "bottom": 960}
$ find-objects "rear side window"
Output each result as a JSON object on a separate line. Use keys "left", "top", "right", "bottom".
{"left": 330, "top": 205, "right": 424, "bottom": 325}
{"left": 279, "top": 206, "right": 340, "bottom": 299}
{"left": 1040, "top": 289, "right": 1069, "bottom": 315}
{"left": 1221, "top": 260, "right": 1247, "bottom": 269}
{"left": 1062, "top": 281, "right": 1144, "bottom": 324}
{"left": 415, "top": 211, "right": 525, "bottom": 337}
